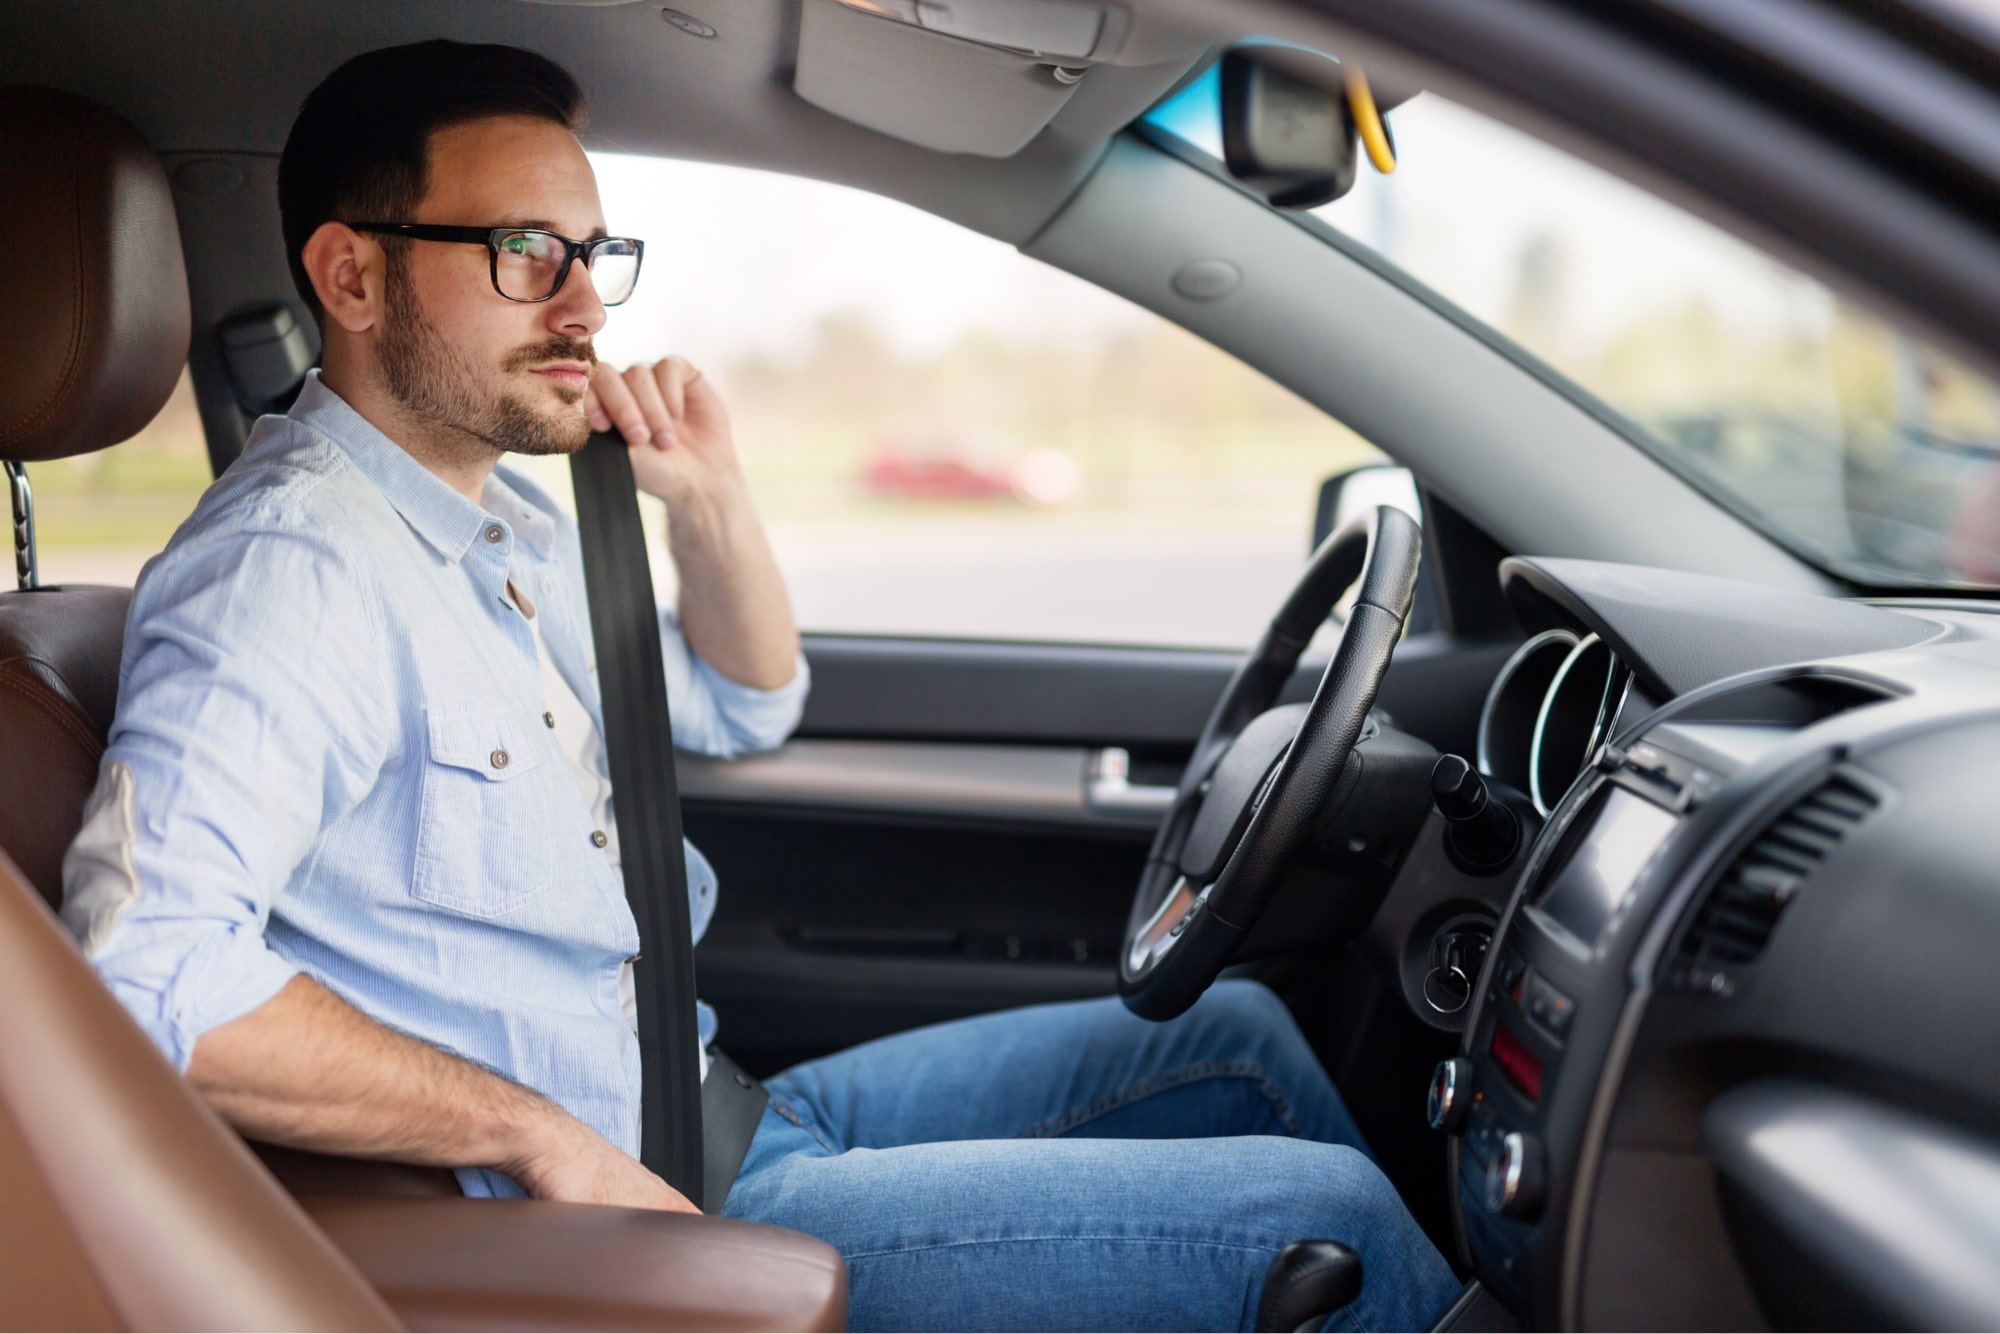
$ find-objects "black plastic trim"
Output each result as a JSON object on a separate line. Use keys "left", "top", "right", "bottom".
{"left": 795, "top": 630, "right": 1517, "bottom": 759}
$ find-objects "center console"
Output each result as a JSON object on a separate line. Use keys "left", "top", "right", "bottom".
{"left": 1428, "top": 719, "right": 1764, "bottom": 1318}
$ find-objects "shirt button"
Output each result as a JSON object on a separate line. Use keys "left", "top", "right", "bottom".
{"left": 490, "top": 748, "right": 510, "bottom": 769}
{"left": 544, "top": 711, "right": 556, "bottom": 729}
{"left": 484, "top": 523, "right": 505, "bottom": 544}
{"left": 591, "top": 830, "right": 609, "bottom": 848}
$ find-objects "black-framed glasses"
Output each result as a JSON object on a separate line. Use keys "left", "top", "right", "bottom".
{"left": 351, "top": 223, "right": 645, "bottom": 305}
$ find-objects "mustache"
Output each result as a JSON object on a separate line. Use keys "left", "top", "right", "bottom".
{"left": 504, "top": 337, "right": 598, "bottom": 373}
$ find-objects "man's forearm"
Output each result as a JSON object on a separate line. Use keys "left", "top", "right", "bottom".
{"left": 666, "top": 476, "right": 800, "bottom": 691}
{"left": 187, "top": 975, "right": 697, "bottom": 1211}
{"left": 188, "top": 974, "right": 557, "bottom": 1175}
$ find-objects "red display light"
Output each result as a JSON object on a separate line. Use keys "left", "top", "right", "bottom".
{"left": 1490, "top": 1021, "right": 1544, "bottom": 1103}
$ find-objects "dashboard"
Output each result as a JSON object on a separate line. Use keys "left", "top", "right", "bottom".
{"left": 1431, "top": 557, "right": 2000, "bottom": 1331}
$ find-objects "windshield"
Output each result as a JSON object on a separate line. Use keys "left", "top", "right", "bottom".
{"left": 1147, "top": 66, "right": 2000, "bottom": 592}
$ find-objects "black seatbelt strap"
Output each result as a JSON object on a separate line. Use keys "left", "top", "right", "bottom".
{"left": 570, "top": 431, "right": 704, "bottom": 1201}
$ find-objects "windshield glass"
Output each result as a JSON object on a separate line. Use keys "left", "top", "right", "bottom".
{"left": 1147, "top": 65, "right": 2000, "bottom": 591}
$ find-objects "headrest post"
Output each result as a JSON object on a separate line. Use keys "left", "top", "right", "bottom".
{"left": 6, "top": 462, "right": 37, "bottom": 591}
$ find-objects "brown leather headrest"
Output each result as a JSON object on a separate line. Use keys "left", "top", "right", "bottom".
{"left": 0, "top": 86, "right": 189, "bottom": 462}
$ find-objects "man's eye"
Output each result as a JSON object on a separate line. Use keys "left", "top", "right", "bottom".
{"left": 502, "top": 236, "right": 531, "bottom": 255}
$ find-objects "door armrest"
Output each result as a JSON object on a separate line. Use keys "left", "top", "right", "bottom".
{"left": 303, "top": 1197, "right": 847, "bottom": 1332}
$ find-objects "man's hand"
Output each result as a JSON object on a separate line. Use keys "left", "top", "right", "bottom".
{"left": 585, "top": 356, "right": 742, "bottom": 509}
{"left": 507, "top": 1111, "right": 701, "bottom": 1214}
{"left": 188, "top": 975, "right": 699, "bottom": 1213}
{"left": 581, "top": 355, "right": 801, "bottom": 691}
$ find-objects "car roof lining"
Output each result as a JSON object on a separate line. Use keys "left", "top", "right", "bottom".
{"left": 0, "top": 0, "right": 1215, "bottom": 244}
{"left": 8, "top": 0, "right": 1993, "bottom": 388}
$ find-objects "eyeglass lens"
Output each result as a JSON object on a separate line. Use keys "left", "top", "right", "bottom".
{"left": 495, "top": 231, "right": 641, "bottom": 305}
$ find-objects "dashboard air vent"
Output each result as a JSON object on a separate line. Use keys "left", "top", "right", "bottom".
{"left": 1671, "top": 775, "right": 1878, "bottom": 990}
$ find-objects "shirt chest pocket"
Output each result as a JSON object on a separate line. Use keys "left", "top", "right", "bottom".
{"left": 412, "top": 704, "right": 562, "bottom": 919}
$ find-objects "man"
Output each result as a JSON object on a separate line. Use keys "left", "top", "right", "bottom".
{"left": 64, "top": 40, "right": 1457, "bottom": 1331}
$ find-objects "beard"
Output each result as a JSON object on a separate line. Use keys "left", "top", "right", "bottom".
{"left": 377, "top": 258, "right": 595, "bottom": 458}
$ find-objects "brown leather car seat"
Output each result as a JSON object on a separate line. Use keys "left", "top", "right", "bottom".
{"left": 0, "top": 584, "right": 131, "bottom": 908}
{"left": 0, "top": 84, "right": 465, "bottom": 1199}
{"left": 0, "top": 81, "right": 400, "bottom": 1329}
{"left": 0, "top": 84, "right": 175, "bottom": 911}
{"left": 0, "top": 84, "right": 848, "bottom": 1332}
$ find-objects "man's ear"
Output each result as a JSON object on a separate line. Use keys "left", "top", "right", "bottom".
{"left": 301, "top": 222, "right": 382, "bottom": 334}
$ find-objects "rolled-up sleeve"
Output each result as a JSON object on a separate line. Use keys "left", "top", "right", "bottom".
{"left": 657, "top": 605, "right": 809, "bottom": 759}
{"left": 61, "top": 516, "right": 392, "bottom": 1070}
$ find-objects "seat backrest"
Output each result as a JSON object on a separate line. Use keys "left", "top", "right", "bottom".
{"left": 0, "top": 82, "right": 468, "bottom": 1206}
{"left": 0, "top": 583, "right": 131, "bottom": 907}
{"left": 0, "top": 81, "right": 188, "bottom": 902}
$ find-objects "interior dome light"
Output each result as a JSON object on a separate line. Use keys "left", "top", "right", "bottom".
{"left": 831, "top": 0, "right": 1107, "bottom": 61}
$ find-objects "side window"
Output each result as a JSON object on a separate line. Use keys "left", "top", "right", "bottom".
{"left": 520, "top": 156, "right": 1386, "bottom": 649}
{"left": 28, "top": 369, "right": 207, "bottom": 588}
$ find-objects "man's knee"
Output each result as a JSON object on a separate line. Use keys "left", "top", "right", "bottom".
{"left": 1255, "top": 1144, "right": 1449, "bottom": 1292}
{"left": 1196, "top": 977, "right": 1299, "bottom": 1042}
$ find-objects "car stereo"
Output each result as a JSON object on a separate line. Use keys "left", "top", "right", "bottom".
{"left": 1522, "top": 784, "right": 1679, "bottom": 951}
{"left": 1431, "top": 726, "right": 1727, "bottom": 1311}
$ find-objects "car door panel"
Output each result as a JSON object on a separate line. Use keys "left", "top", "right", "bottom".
{"left": 680, "top": 740, "right": 1167, "bottom": 831}
{"left": 693, "top": 630, "right": 1516, "bottom": 1075}
{"left": 689, "top": 803, "right": 1144, "bottom": 1076}
{"left": 793, "top": 630, "right": 1515, "bottom": 754}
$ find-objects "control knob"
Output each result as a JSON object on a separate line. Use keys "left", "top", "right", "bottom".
{"left": 1427, "top": 1057, "right": 1474, "bottom": 1133}
{"left": 1483, "top": 1131, "right": 1546, "bottom": 1220}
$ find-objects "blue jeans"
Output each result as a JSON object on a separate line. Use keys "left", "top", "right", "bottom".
{"left": 720, "top": 980, "right": 1461, "bottom": 1331}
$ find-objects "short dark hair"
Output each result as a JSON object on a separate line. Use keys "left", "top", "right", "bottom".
{"left": 278, "top": 40, "right": 586, "bottom": 321}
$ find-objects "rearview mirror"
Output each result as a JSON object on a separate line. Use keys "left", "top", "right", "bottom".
{"left": 1220, "top": 47, "right": 1357, "bottom": 209}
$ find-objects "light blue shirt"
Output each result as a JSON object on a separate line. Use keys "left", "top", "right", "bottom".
{"left": 61, "top": 372, "right": 807, "bottom": 1196}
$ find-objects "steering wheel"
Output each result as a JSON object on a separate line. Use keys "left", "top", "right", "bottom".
{"left": 1119, "top": 505, "right": 1423, "bottom": 1021}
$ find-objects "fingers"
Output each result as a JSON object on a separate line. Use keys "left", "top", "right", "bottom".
{"left": 588, "top": 363, "right": 647, "bottom": 445}
{"left": 589, "top": 358, "right": 707, "bottom": 450}
{"left": 622, "top": 363, "right": 675, "bottom": 449}
{"left": 654, "top": 355, "right": 700, "bottom": 420}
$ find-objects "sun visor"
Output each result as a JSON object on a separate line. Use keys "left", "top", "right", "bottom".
{"left": 794, "top": 0, "right": 1120, "bottom": 156}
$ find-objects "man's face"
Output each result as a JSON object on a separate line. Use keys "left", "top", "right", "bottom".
{"left": 376, "top": 115, "right": 609, "bottom": 457}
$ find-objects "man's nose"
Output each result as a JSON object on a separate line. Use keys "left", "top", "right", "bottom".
{"left": 546, "top": 255, "right": 608, "bottom": 338}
